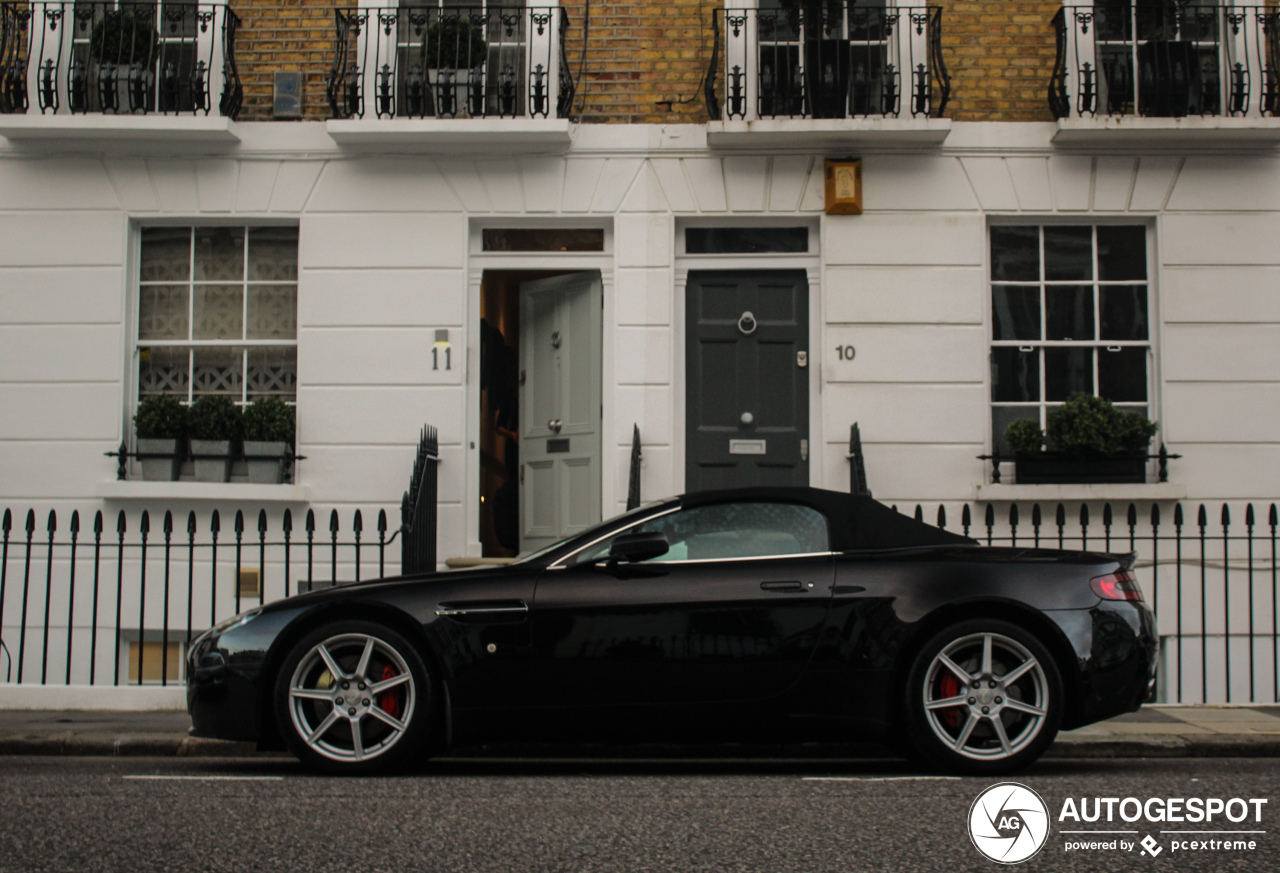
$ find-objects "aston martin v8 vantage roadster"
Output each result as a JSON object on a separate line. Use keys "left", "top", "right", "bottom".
{"left": 187, "top": 487, "right": 1157, "bottom": 774}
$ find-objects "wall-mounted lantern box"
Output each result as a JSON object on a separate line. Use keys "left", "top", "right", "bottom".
{"left": 824, "top": 159, "right": 862, "bottom": 215}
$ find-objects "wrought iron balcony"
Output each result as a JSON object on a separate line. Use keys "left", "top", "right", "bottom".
{"left": 328, "top": 5, "right": 572, "bottom": 120}
{"left": 0, "top": 2, "right": 241, "bottom": 117}
{"left": 1051, "top": 2, "right": 1280, "bottom": 119}
{"left": 707, "top": 3, "right": 949, "bottom": 121}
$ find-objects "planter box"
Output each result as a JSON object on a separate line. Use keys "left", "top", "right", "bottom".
{"left": 190, "top": 439, "right": 232, "bottom": 483}
{"left": 1015, "top": 454, "right": 1147, "bottom": 485}
{"left": 243, "top": 441, "right": 288, "bottom": 484}
{"left": 136, "top": 438, "right": 181, "bottom": 481}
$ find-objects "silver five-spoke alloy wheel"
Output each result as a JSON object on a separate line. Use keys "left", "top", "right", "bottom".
{"left": 922, "top": 631, "right": 1049, "bottom": 762}
{"left": 287, "top": 632, "right": 416, "bottom": 763}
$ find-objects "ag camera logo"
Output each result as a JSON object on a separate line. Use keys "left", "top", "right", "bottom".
{"left": 969, "top": 783, "right": 1050, "bottom": 864}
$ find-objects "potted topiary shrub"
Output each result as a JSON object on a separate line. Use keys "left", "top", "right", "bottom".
{"left": 423, "top": 13, "right": 488, "bottom": 117}
{"left": 241, "top": 397, "right": 295, "bottom": 484}
{"left": 88, "top": 10, "right": 160, "bottom": 113}
{"left": 133, "top": 394, "right": 188, "bottom": 481}
{"left": 1005, "top": 394, "right": 1159, "bottom": 484}
{"left": 188, "top": 395, "right": 242, "bottom": 483}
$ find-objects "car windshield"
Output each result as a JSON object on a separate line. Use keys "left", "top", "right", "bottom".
{"left": 510, "top": 500, "right": 672, "bottom": 565}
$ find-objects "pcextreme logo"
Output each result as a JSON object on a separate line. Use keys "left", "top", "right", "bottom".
{"left": 968, "top": 783, "right": 1051, "bottom": 864}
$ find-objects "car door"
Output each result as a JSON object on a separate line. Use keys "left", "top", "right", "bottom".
{"left": 528, "top": 500, "right": 835, "bottom": 708}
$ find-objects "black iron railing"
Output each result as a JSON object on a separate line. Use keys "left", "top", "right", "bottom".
{"left": 399, "top": 425, "right": 439, "bottom": 576}
{"left": 0, "top": 1, "right": 242, "bottom": 117}
{"left": 1051, "top": 3, "right": 1280, "bottom": 119}
{"left": 327, "top": 4, "right": 571, "bottom": 120}
{"left": 2, "top": 497, "right": 1277, "bottom": 704}
{"left": 709, "top": 4, "right": 949, "bottom": 121}
{"left": 626, "top": 424, "right": 642, "bottom": 511}
{"left": 848, "top": 423, "right": 871, "bottom": 497}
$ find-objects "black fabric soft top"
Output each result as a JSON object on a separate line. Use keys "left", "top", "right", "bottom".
{"left": 680, "top": 486, "right": 975, "bottom": 552}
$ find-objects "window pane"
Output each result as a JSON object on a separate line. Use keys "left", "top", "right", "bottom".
{"left": 990, "top": 226, "right": 1039, "bottom": 281}
{"left": 1045, "top": 285, "right": 1095, "bottom": 341}
{"left": 684, "top": 227, "right": 809, "bottom": 254}
{"left": 1044, "top": 226, "right": 1093, "bottom": 280}
{"left": 193, "top": 227, "right": 245, "bottom": 281}
{"left": 636, "top": 502, "right": 829, "bottom": 560}
{"left": 247, "top": 347, "right": 298, "bottom": 400}
{"left": 1097, "top": 226, "right": 1146, "bottom": 280}
{"left": 1045, "top": 347, "right": 1094, "bottom": 401}
{"left": 992, "top": 347, "right": 1040, "bottom": 402}
{"left": 481, "top": 228, "right": 605, "bottom": 252}
{"left": 1099, "top": 347, "right": 1147, "bottom": 402}
{"left": 192, "top": 285, "right": 244, "bottom": 340}
{"left": 138, "top": 346, "right": 189, "bottom": 397}
{"left": 138, "top": 285, "right": 190, "bottom": 340}
{"left": 992, "top": 407, "right": 1039, "bottom": 456}
{"left": 247, "top": 228, "right": 299, "bottom": 281}
{"left": 140, "top": 228, "right": 191, "bottom": 282}
{"left": 246, "top": 285, "right": 297, "bottom": 339}
{"left": 191, "top": 347, "right": 243, "bottom": 398}
{"left": 992, "top": 285, "right": 1040, "bottom": 340}
{"left": 1100, "top": 284, "right": 1148, "bottom": 340}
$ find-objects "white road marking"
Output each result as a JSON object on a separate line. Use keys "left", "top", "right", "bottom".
{"left": 801, "top": 776, "right": 962, "bottom": 782}
{"left": 123, "top": 775, "right": 284, "bottom": 781}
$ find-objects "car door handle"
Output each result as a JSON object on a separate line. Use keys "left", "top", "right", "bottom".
{"left": 760, "top": 581, "right": 806, "bottom": 592}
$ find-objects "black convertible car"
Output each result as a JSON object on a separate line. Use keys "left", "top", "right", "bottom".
{"left": 187, "top": 487, "right": 1156, "bottom": 774}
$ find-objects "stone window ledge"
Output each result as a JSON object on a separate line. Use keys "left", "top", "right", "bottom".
{"left": 0, "top": 116, "right": 240, "bottom": 143}
{"left": 1053, "top": 117, "right": 1280, "bottom": 147}
{"left": 96, "top": 481, "right": 311, "bottom": 503}
{"left": 974, "top": 483, "right": 1188, "bottom": 503}
{"left": 706, "top": 118, "right": 951, "bottom": 149}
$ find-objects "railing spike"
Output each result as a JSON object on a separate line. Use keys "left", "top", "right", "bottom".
{"left": 1221, "top": 503, "right": 1231, "bottom": 527}
{"left": 306, "top": 508, "right": 316, "bottom": 533}
{"left": 1056, "top": 503, "right": 1066, "bottom": 527}
{"left": 46, "top": 509, "right": 57, "bottom": 533}
{"left": 377, "top": 509, "right": 387, "bottom": 534}
{"left": 1127, "top": 502, "right": 1137, "bottom": 527}
{"left": 984, "top": 504, "right": 995, "bottom": 527}
{"left": 1031, "top": 503, "right": 1042, "bottom": 527}
{"left": 210, "top": 509, "right": 221, "bottom": 534}
{"left": 234, "top": 510, "right": 244, "bottom": 534}
{"left": 258, "top": 509, "right": 268, "bottom": 533}
{"left": 117, "top": 510, "right": 127, "bottom": 534}
{"left": 1270, "top": 504, "right": 1278, "bottom": 528}
{"left": 163, "top": 510, "right": 173, "bottom": 535}
{"left": 1008, "top": 503, "right": 1019, "bottom": 527}
{"left": 187, "top": 511, "right": 197, "bottom": 534}
{"left": 1150, "top": 503, "right": 1161, "bottom": 526}
{"left": 913, "top": 505, "right": 923, "bottom": 522}
{"left": 283, "top": 508, "right": 293, "bottom": 533}
{"left": 329, "top": 509, "right": 339, "bottom": 532}
{"left": 354, "top": 509, "right": 363, "bottom": 533}
{"left": 1079, "top": 503, "right": 1089, "bottom": 527}
{"left": 1103, "top": 503, "right": 1113, "bottom": 527}
{"left": 1197, "top": 504, "right": 1208, "bottom": 528}
{"left": 94, "top": 510, "right": 104, "bottom": 535}
{"left": 1246, "top": 503, "right": 1255, "bottom": 527}
{"left": 961, "top": 504, "right": 971, "bottom": 528}
{"left": 2, "top": 508, "right": 10, "bottom": 533}
{"left": 140, "top": 510, "right": 150, "bottom": 534}
{"left": 936, "top": 505, "right": 946, "bottom": 529}
{"left": 26, "top": 509, "right": 36, "bottom": 534}
{"left": 1174, "top": 503, "right": 1184, "bottom": 527}
{"left": 70, "top": 510, "right": 80, "bottom": 534}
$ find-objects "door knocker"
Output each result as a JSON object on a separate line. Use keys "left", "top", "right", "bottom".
{"left": 550, "top": 331, "right": 562, "bottom": 349}
{"left": 737, "top": 311, "right": 757, "bottom": 336}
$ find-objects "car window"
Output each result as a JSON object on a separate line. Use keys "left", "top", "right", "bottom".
{"left": 564, "top": 502, "right": 829, "bottom": 566}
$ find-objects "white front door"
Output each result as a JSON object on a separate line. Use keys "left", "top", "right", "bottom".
{"left": 519, "top": 272, "right": 603, "bottom": 553}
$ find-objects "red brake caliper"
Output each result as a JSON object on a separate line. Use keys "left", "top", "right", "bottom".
{"left": 378, "top": 664, "right": 403, "bottom": 720}
{"left": 938, "top": 673, "right": 960, "bottom": 729}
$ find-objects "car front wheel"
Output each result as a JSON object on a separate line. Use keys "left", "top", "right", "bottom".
{"left": 274, "top": 620, "right": 430, "bottom": 774}
{"left": 904, "top": 619, "right": 1063, "bottom": 774}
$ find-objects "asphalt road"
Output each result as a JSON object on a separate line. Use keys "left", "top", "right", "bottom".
{"left": 2, "top": 756, "right": 1277, "bottom": 873}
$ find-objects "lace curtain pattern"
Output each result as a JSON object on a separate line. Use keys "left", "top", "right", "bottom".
{"left": 138, "top": 226, "right": 298, "bottom": 404}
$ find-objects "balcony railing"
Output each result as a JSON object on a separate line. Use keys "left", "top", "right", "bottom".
{"left": 0, "top": 1, "right": 241, "bottom": 117}
{"left": 1051, "top": 2, "right": 1280, "bottom": 119}
{"left": 327, "top": 5, "right": 572, "bottom": 120}
{"left": 708, "top": 4, "right": 949, "bottom": 121}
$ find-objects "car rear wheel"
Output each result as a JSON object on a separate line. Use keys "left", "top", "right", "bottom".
{"left": 904, "top": 619, "right": 1062, "bottom": 775}
{"left": 274, "top": 620, "right": 430, "bottom": 774}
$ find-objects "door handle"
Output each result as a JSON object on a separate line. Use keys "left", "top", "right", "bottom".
{"left": 548, "top": 418, "right": 562, "bottom": 433}
{"left": 760, "top": 580, "right": 806, "bottom": 592}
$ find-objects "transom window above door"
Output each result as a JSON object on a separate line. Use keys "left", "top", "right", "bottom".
{"left": 989, "top": 224, "right": 1152, "bottom": 453}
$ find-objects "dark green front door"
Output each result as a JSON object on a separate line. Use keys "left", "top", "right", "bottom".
{"left": 686, "top": 270, "right": 809, "bottom": 490}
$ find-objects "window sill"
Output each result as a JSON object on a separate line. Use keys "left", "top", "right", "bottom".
{"left": 1053, "top": 116, "right": 1280, "bottom": 147}
{"left": 0, "top": 115, "right": 241, "bottom": 143}
{"left": 97, "top": 480, "right": 311, "bottom": 503}
{"left": 974, "top": 483, "right": 1188, "bottom": 502}
{"left": 325, "top": 118, "right": 572, "bottom": 150}
{"left": 706, "top": 117, "right": 951, "bottom": 149}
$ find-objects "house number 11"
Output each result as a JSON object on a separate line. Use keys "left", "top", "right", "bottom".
{"left": 835, "top": 345, "right": 856, "bottom": 361}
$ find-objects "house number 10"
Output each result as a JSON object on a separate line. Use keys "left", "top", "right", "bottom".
{"left": 835, "top": 345, "right": 856, "bottom": 361}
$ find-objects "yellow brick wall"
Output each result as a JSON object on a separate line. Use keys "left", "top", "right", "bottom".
{"left": 225, "top": 2, "right": 1062, "bottom": 123}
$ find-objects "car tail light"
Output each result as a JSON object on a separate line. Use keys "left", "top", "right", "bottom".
{"left": 1091, "top": 569, "right": 1144, "bottom": 602}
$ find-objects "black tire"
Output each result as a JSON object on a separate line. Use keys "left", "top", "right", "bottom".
{"left": 903, "top": 618, "right": 1063, "bottom": 775}
{"left": 274, "top": 620, "right": 432, "bottom": 775}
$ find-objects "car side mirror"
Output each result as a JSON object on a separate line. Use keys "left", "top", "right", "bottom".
{"left": 608, "top": 531, "right": 669, "bottom": 564}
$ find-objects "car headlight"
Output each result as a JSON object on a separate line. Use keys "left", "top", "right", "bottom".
{"left": 210, "top": 608, "right": 263, "bottom": 638}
